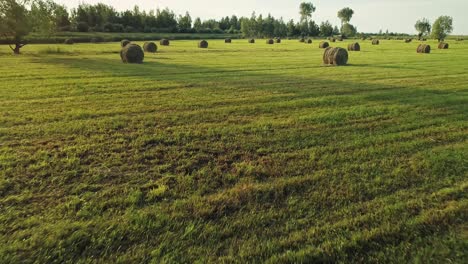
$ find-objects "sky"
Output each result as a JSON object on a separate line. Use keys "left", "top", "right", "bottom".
{"left": 55, "top": 0, "right": 468, "bottom": 34}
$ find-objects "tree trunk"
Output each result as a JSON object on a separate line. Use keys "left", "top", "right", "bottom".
{"left": 13, "top": 44, "right": 21, "bottom": 54}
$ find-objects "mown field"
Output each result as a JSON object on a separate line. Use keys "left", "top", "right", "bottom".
{"left": 0, "top": 38, "right": 467, "bottom": 263}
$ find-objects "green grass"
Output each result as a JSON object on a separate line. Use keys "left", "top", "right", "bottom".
{"left": 0, "top": 39, "right": 467, "bottom": 263}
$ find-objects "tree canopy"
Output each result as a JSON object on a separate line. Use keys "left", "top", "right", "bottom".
{"left": 337, "top": 7, "right": 354, "bottom": 24}
{"left": 431, "top": 16, "right": 453, "bottom": 41}
{"left": 414, "top": 18, "right": 431, "bottom": 39}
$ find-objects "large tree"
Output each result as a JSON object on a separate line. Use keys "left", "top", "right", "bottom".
{"left": 431, "top": 16, "right": 453, "bottom": 42}
{"left": 299, "top": 2, "right": 316, "bottom": 24}
{"left": 414, "top": 18, "right": 431, "bottom": 40}
{"left": 0, "top": 0, "right": 57, "bottom": 54}
{"left": 337, "top": 7, "right": 354, "bottom": 25}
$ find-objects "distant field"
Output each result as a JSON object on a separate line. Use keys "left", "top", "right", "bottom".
{"left": 0, "top": 39, "right": 467, "bottom": 263}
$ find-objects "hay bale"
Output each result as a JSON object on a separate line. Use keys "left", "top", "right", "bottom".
{"left": 120, "top": 44, "right": 144, "bottom": 64}
{"left": 372, "top": 39, "right": 380, "bottom": 45}
{"left": 225, "top": 38, "right": 232, "bottom": 43}
{"left": 275, "top": 38, "right": 281, "bottom": 43}
{"left": 248, "top": 39, "right": 255, "bottom": 43}
{"left": 143, "top": 42, "right": 158, "bottom": 53}
{"left": 405, "top": 39, "right": 412, "bottom": 43}
{"left": 266, "top": 39, "right": 274, "bottom": 45}
{"left": 160, "top": 39, "right": 170, "bottom": 46}
{"left": 299, "top": 38, "right": 305, "bottom": 43}
{"left": 323, "top": 47, "right": 348, "bottom": 66}
{"left": 438, "top": 42, "right": 449, "bottom": 49}
{"left": 319, "top": 41, "right": 330, "bottom": 49}
{"left": 121, "top": 39, "right": 131, "bottom": 47}
{"left": 198, "top": 40, "right": 208, "bottom": 48}
{"left": 417, "top": 44, "right": 431, "bottom": 53}
{"left": 306, "top": 39, "right": 312, "bottom": 44}
{"left": 64, "top": 39, "right": 74, "bottom": 45}
{"left": 328, "top": 37, "right": 336, "bottom": 42}
{"left": 337, "top": 36, "right": 343, "bottom": 41}
{"left": 347, "top": 42, "right": 360, "bottom": 51}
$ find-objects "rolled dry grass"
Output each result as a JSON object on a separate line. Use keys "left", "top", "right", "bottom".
{"left": 198, "top": 40, "right": 209, "bottom": 48}
{"left": 405, "top": 39, "right": 412, "bottom": 43}
{"left": 372, "top": 39, "right": 380, "bottom": 45}
{"left": 225, "top": 38, "right": 232, "bottom": 43}
{"left": 347, "top": 42, "right": 360, "bottom": 51}
{"left": 266, "top": 39, "right": 274, "bottom": 45}
{"left": 143, "top": 42, "right": 157, "bottom": 53}
{"left": 299, "top": 38, "right": 305, "bottom": 43}
{"left": 275, "top": 38, "right": 281, "bottom": 43}
{"left": 306, "top": 39, "right": 312, "bottom": 44}
{"left": 120, "top": 44, "right": 144, "bottom": 64}
{"left": 319, "top": 41, "right": 330, "bottom": 49}
{"left": 248, "top": 39, "right": 255, "bottom": 43}
{"left": 121, "top": 39, "right": 131, "bottom": 47}
{"left": 438, "top": 42, "right": 449, "bottom": 49}
{"left": 323, "top": 47, "right": 348, "bottom": 66}
{"left": 328, "top": 37, "right": 336, "bottom": 42}
{"left": 160, "top": 39, "right": 170, "bottom": 46}
{"left": 417, "top": 44, "right": 431, "bottom": 53}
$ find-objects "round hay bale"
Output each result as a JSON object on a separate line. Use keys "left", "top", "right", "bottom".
{"left": 337, "top": 36, "right": 343, "bottom": 41}
{"left": 248, "top": 39, "right": 255, "bottom": 44}
{"left": 319, "top": 41, "right": 330, "bottom": 49}
{"left": 347, "top": 42, "right": 360, "bottom": 51}
{"left": 120, "top": 44, "right": 144, "bottom": 64}
{"left": 328, "top": 37, "right": 336, "bottom": 42}
{"left": 143, "top": 42, "right": 158, "bottom": 53}
{"left": 225, "top": 38, "right": 232, "bottom": 43}
{"left": 64, "top": 39, "right": 74, "bottom": 45}
{"left": 306, "top": 39, "right": 312, "bottom": 44}
{"left": 160, "top": 39, "right": 170, "bottom": 46}
{"left": 323, "top": 47, "right": 348, "bottom": 66}
{"left": 266, "top": 39, "right": 274, "bottom": 45}
{"left": 405, "top": 39, "right": 412, "bottom": 43}
{"left": 438, "top": 42, "right": 449, "bottom": 49}
{"left": 121, "top": 39, "right": 131, "bottom": 47}
{"left": 198, "top": 40, "right": 208, "bottom": 48}
{"left": 372, "top": 39, "right": 380, "bottom": 45}
{"left": 299, "top": 38, "right": 305, "bottom": 43}
{"left": 275, "top": 38, "right": 281, "bottom": 43}
{"left": 417, "top": 44, "right": 431, "bottom": 53}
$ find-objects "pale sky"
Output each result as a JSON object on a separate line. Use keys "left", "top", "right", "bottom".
{"left": 55, "top": 0, "right": 468, "bottom": 34}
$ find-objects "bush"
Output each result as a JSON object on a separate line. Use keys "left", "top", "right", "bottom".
{"left": 76, "top": 22, "right": 89, "bottom": 32}
{"left": 64, "top": 39, "right": 74, "bottom": 45}
{"left": 121, "top": 44, "right": 144, "bottom": 64}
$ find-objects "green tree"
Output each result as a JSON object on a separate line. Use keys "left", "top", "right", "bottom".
{"left": 178, "top": 12, "right": 192, "bottom": 33}
{"left": 431, "top": 16, "right": 453, "bottom": 42}
{"left": 341, "top": 23, "right": 357, "bottom": 37}
{"left": 0, "top": 0, "right": 56, "bottom": 54}
{"left": 415, "top": 18, "right": 431, "bottom": 39}
{"left": 337, "top": 7, "right": 354, "bottom": 25}
{"left": 193, "top": 17, "right": 202, "bottom": 31}
{"left": 299, "top": 2, "right": 316, "bottom": 24}
{"left": 319, "top": 20, "right": 333, "bottom": 37}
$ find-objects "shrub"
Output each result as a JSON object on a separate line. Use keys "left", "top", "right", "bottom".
{"left": 76, "top": 22, "right": 89, "bottom": 32}
{"left": 121, "top": 39, "right": 131, "bottom": 47}
{"left": 198, "top": 40, "right": 208, "bottom": 48}
{"left": 64, "top": 39, "right": 74, "bottom": 45}
{"left": 347, "top": 42, "right": 360, "bottom": 51}
{"left": 121, "top": 44, "right": 144, "bottom": 64}
{"left": 319, "top": 41, "right": 329, "bottom": 48}
{"left": 323, "top": 47, "right": 348, "bottom": 66}
{"left": 417, "top": 44, "right": 431, "bottom": 53}
{"left": 144, "top": 42, "right": 158, "bottom": 53}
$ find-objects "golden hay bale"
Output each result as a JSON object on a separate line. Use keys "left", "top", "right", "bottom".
{"left": 248, "top": 39, "right": 255, "bottom": 43}
{"left": 323, "top": 47, "right": 348, "bottom": 66}
{"left": 417, "top": 44, "right": 431, "bottom": 53}
{"left": 405, "top": 39, "right": 412, "bottom": 43}
{"left": 275, "top": 38, "right": 281, "bottom": 43}
{"left": 225, "top": 38, "right": 232, "bottom": 43}
{"left": 160, "top": 39, "right": 170, "bottom": 46}
{"left": 347, "top": 42, "right": 360, "bottom": 51}
{"left": 266, "top": 39, "right": 274, "bottom": 44}
{"left": 198, "top": 40, "right": 208, "bottom": 48}
{"left": 372, "top": 39, "right": 380, "bottom": 45}
{"left": 120, "top": 44, "right": 144, "bottom": 64}
{"left": 121, "top": 39, "right": 130, "bottom": 47}
{"left": 438, "top": 42, "right": 449, "bottom": 49}
{"left": 319, "top": 41, "right": 330, "bottom": 48}
{"left": 328, "top": 37, "right": 336, "bottom": 42}
{"left": 299, "top": 38, "right": 305, "bottom": 43}
{"left": 143, "top": 42, "right": 157, "bottom": 53}
{"left": 306, "top": 39, "right": 312, "bottom": 44}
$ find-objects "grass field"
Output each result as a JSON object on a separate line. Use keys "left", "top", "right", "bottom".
{"left": 0, "top": 39, "right": 467, "bottom": 263}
